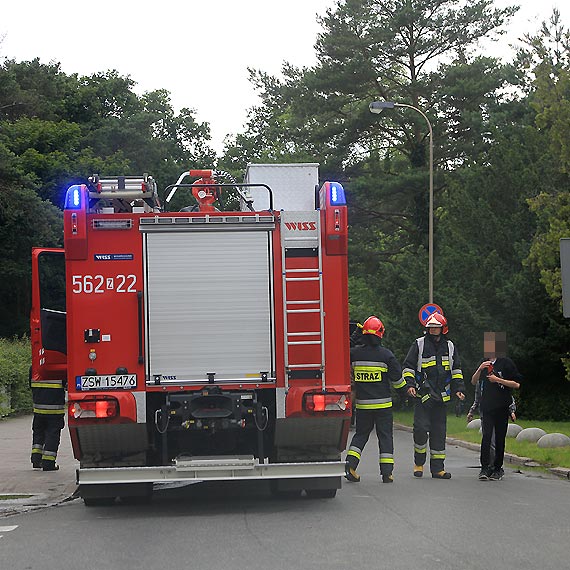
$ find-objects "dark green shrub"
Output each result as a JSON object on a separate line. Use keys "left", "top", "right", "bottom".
{"left": 0, "top": 337, "right": 32, "bottom": 416}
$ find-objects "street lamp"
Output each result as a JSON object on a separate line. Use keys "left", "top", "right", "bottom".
{"left": 369, "top": 100, "right": 434, "bottom": 304}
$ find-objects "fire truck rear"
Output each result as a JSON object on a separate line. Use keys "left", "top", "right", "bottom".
{"left": 30, "top": 164, "right": 351, "bottom": 505}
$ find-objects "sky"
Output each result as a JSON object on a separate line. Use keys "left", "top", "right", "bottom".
{"left": 2, "top": 1, "right": 569, "bottom": 155}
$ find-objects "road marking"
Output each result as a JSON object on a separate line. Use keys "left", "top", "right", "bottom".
{"left": 0, "top": 525, "right": 18, "bottom": 539}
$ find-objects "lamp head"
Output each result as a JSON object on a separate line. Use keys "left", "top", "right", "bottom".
{"left": 369, "top": 101, "right": 396, "bottom": 114}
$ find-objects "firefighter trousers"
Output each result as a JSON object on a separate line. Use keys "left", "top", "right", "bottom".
{"left": 31, "top": 414, "right": 65, "bottom": 468}
{"left": 346, "top": 408, "right": 394, "bottom": 476}
{"left": 413, "top": 400, "right": 447, "bottom": 473}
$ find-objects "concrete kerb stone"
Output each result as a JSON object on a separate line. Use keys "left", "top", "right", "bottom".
{"left": 394, "top": 423, "right": 570, "bottom": 481}
{"left": 0, "top": 492, "right": 79, "bottom": 518}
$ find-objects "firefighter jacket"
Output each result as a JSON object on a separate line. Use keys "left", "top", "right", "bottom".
{"left": 402, "top": 334, "right": 465, "bottom": 405}
{"left": 30, "top": 378, "right": 66, "bottom": 415}
{"left": 351, "top": 338, "right": 405, "bottom": 410}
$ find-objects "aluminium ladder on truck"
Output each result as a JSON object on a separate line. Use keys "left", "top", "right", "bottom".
{"left": 280, "top": 210, "right": 325, "bottom": 391}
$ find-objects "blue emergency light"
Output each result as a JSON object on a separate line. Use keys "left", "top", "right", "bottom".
{"left": 64, "top": 185, "right": 83, "bottom": 210}
{"left": 329, "top": 182, "right": 346, "bottom": 205}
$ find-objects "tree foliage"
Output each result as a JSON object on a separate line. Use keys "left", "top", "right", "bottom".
{"left": 3, "top": 3, "right": 570, "bottom": 419}
{"left": 220, "top": 1, "right": 570, "bottom": 417}
{"left": 0, "top": 58, "right": 216, "bottom": 336}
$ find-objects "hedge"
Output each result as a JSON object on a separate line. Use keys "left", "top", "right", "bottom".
{"left": 0, "top": 337, "right": 32, "bottom": 416}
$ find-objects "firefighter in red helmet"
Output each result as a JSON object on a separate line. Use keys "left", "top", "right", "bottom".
{"left": 402, "top": 311, "right": 465, "bottom": 479}
{"left": 345, "top": 316, "right": 406, "bottom": 483}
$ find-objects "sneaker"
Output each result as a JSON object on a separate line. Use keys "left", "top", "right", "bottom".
{"left": 345, "top": 466, "right": 360, "bottom": 483}
{"left": 413, "top": 465, "right": 423, "bottom": 478}
{"left": 489, "top": 468, "right": 504, "bottom": 481}
{"left": 478, "top": 467, "right": 490, "bottom": 480}
{"left": 431, "top": 471, "right": 452, "bottom": 479}
{"left": 382, "top": 474, "right": 394, "bottom": 483}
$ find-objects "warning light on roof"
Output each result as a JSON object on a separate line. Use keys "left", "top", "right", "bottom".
{"left": 329, "top": 182, "right": 346, "bottom": 205}
{"left": 64, "top": 185, "right": 83, "bottom": 210}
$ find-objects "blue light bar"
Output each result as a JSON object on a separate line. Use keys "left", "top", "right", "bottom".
{"left": 64, "top": 185, "right": 83, "bottom": 210}
{"left": 329, "top": 182, "right": 346, "bottom": 205}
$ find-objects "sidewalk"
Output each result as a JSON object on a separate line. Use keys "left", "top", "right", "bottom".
{"left": 0, "top": 414, "right": 78, "bottom": 517}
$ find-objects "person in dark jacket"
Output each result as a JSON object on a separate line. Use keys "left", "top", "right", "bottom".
{"left": 30, "top": 369, "right": 66, "bottom": 471}
{"left": 467, "top": 376, "right": 516, "bottom": 466}
{"left": 403, "top": 312, "right": 465, "bottom": 479}
{"left": 345, "top": 316, "right": 406, "bottom": 483}
{"left": 471, "top": 331, "right": 522, "bottom": 481}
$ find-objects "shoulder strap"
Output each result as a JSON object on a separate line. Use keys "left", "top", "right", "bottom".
{"left": 416, "top": 336, "right": 425, "bottom": 372}
{"left": 447, "top": 340, "right": 454, "bottom": 368}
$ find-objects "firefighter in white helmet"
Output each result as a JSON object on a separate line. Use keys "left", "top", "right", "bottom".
{"left": 345, "top": 316, "right": 406, "bottom": 483}
{"left": 402, "top": 312, "right": 465, "bottom": 479}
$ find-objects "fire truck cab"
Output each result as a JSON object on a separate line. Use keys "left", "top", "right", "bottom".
{"left": 31, "top": 164, "right": 351, "bottom": 505}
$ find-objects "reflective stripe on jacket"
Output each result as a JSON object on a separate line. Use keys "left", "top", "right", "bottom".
{"left": 350, "top": 340, "right": 404, "bottom": 409}
{"left": 31, "top": 378, "right": 66, "bottom": 415}
{"left": 402, "top": 335, "right": 465, "bottom": 403}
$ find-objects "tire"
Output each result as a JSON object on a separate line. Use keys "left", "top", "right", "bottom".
{"left": 83, "top": 496, "right": 116, "bottom": 507}
{"left": 305, "top": 488, "right": 337, "bottom": 499}
{"left": 269, "top": 480, "right": 302, "bottom": 499}
{"left": 119, "top": 484, "right": 153, "bottom": 505}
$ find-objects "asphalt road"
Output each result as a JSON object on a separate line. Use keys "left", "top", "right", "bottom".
{"left": 1, "top": 428, "right": 568, "bottom": 570}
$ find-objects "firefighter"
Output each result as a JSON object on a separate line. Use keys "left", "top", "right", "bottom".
{"left": 345, "top": 316, "right": 406, "bottom": 483}
{"left": 403, "top": 312, "right": 465, "bottom": 479}
{"left": 30, "top": 370, "right": 66, "bottom": 471}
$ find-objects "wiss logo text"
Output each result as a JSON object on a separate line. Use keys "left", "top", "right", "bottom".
{"left": 284, "top": 222, "right": 317, "bottom": 231}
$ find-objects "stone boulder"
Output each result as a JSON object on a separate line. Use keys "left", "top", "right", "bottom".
{"left": 516, "top": 427, "right": 547, "bottom": 443}
{"left": 537, "top": 433, "right": 570, "bottom": 448}
{"left": 467, "top": 419, "right": 481, "bottom": 430}
{"left": 506, "top": 423, "right": 523, "bottom": 438}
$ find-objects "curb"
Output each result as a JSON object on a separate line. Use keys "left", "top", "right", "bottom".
{"left": 394, "top": 423, "right": 570, "bottom": 481}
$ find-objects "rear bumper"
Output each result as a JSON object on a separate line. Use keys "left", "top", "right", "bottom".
{"left": 77, "top": 456, "right": 344, "bottom": 485}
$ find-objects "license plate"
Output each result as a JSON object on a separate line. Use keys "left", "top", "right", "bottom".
{"left": 76, "top": 374, "right": 137, "bottom": 390}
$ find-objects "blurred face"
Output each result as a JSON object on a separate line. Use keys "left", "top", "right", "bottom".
{"left": 428, "top": 326, "right": 442, "bottom": 336}
{"left": 483, "top": 331, "right": 507, "bottom": 358}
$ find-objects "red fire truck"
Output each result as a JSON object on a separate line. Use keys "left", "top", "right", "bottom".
{"left": 31, "top": 164, "right": 351, "bottom": 505}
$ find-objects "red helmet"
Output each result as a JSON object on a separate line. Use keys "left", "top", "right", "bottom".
{"left": 425, "top": 312, "right": 448, "bottom": 335}
{"left": 361, "top": 316, "right": 385, "bottom": 338}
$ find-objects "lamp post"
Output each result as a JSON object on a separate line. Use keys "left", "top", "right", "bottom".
{"left": 369, "top": 100, "right": 434, "bottom": 303}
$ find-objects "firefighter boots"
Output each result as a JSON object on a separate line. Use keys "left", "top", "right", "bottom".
{"left": 431, "top": 470, "right": 451, "bottom": 479}
{"left": 42, "top": 462, "right": 60, "bottom": 472}
{"left": 413, "top": 465, "right": 423, "bottom": 478}
{"left": 345, "top": 465, "right": 361, "bottom": 483}
{"left": 382, "top": 474, "right": 394, "bottom": 483}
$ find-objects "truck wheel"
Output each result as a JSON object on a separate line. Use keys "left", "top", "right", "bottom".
{"left": 83, "top": 496, "right": 116, "bottom": 507}
{"left": 269, "top": 480, "right": 302, "bottom": 499}
{"left": 80, "top": 484, "right": 117, "bottom": 506}
{"left": 119, "top": 483, "right": 153, "bottom": 505}
{"left": 305, "top": 488, "right": 337, "bottom": 499}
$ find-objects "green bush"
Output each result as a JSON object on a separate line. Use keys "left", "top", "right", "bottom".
{"left": 517, "top": 383, "right": 570, "bottom": 421}
{"left": 0, "top": 337, "right": 32, "bottom": 416}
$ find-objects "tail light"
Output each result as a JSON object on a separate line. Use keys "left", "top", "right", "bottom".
{"left": 304, "top": 392, "right": 351, "bottom": 413}
{"left": 69, "top": 398, "right": 118, "bottom": 419}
